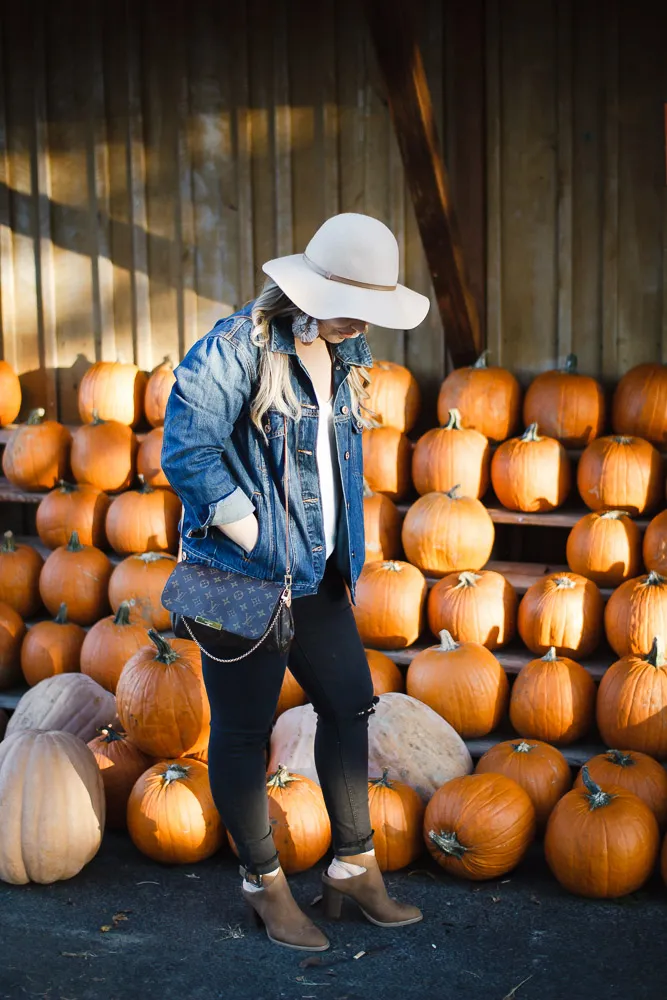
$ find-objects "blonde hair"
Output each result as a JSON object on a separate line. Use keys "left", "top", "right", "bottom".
{"left": 249, "top": 279, "right": 373, "bottom": 434}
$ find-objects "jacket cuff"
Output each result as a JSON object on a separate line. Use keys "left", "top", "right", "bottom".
{"left": 210, "top": 487, "right": 256, "bottom": 526}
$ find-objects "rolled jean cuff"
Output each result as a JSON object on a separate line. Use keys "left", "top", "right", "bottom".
{"left": 241, "top": 851, "right": 280, "bottom": 877}
{"left": 210, "top": 487, "right": 255, "bottom": 526}
{"left": 334, "top": 833, "right": 375, "bottom": 857}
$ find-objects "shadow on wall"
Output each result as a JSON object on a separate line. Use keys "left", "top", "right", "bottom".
{"left": 18, "top": 355, "right": 96, "bottom": 425}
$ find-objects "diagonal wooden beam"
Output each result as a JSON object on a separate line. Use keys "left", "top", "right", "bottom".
{"left": 364, "top": 0, "right": 483, "bottom": 366}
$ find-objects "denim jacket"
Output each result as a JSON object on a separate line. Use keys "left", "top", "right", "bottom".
{"left": 161, "top": 303, "right": 372, "bottom": 600}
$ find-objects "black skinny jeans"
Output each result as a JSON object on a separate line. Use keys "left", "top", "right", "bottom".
{"left": 202, "top": 560, "right": 377, "bottom": 876}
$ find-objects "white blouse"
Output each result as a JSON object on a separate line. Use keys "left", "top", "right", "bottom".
{"left": 314, "top": 391, "right": 342, "bottom": 559}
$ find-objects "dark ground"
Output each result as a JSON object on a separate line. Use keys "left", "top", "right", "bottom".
{"left": 0, "top": 832, "right": 665, "bottom": 1000}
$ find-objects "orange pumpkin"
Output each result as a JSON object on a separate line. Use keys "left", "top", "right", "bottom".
{"left": 127, "top": 759, "right": 224, "bottom": 863}
{"left": 545, "top": 766, "right": 659, "bottom": 898}
{"left": 574, "top": 749, "right": 667, "bottom": 829}
{"left": 604, "top": 570, "right": 667, "bottom": 657}
{"left": 363, "top": 481, "right": 402, "bottom": 563}
{"left": 475, "top": 739, "right": 572, "bottom": 830}
{"left": 366, "top": 360, "right": 421, "bottom": 433}
{"left": 407, "top": 629, "right": 508, "bottom": 738}
{"left": 116, "top": 630, "right": 209, "bottom": 758}
{"left": 144, "top": 359, "right": 176, "bottom": 428}
{"left": 105, "top": 477, "right": 181, "bottom": 555}
{"left": 510, "top": 647, "right": 596, "bottom": 745}
{"left": 39, "top": 531, "right": 112, "bottom": 626}
{"left": 137, "top": 427, "right": 171, "bottom": 490}
{"left": 437, "top": 351, "right": 521, "bottom": 443}
{"left": 87, "top": 726, "right": 153, "bottom": 830}
{"left": 366, "top": 649, "right": 405, "bottom": 695}
{"left": 0, "top": 360, "right": 21, "bottom": 427}
{"left": 566, "top": 510, "right": 642, "bottom": 587}
{"left": 70, "top": 414, "right": 138, "bottom": 493}
{"left": 523, "top": 355, "right": 605, "bottom": 447}
{"left": 362, "top": 427, "right": 412, "bottom": 501}
{"left": 108, "top": 552, "right": 176, "bottom": 632}
{"left": 20, "top": 603, "right": 85, "bottom": 686}
{"left": 275, "top": 668, "right": 308, "bottom": 718}
{"left": 427, "top": 570, "right": 517, "bottom": 649}
{"left": 577, "top": 435, "right": 663, "bottom": 515}
{"left": 643, "top": 510, "right": 667, "bottom": 577}
{"left": 612, "top": 363, "right": 667, "bottom": 446}
{"left": 424, "top": 772, "right": 535, "bottom": 880}
{"left": 491, "top": 424, "right": 571, "bottom": 512}
{"left": 78, "top": 360, "right": 147, "bottom": 428}
{"left": 0, "top": 601, "right": 26, "bottom": 690}
{"left": 597, "top": 638, "right": 667, "bottom": 759}
{"left": 517, "top": 572, "right": 603, "bottom": 658}
{"left": 352, "top": 560, "right": 427, "bottom": 650}
{"left": 401, "top": 486, "right": 495, "bottom": 578}
{"left": 80, "top": 602, "right": 149, "bottom": 694}
{"left": 412, "top": 409, "right": 490, "bottom": 499}
{"left": 36, "top": 481, "right": 110, "bottom": 550}
{"left": 0, "top": 531, "right": 44, "bottom": 618}
{"left": 368, "top": 769, "right": 425, "bottom": 871}
{"left": 2, "top": 409, "right": 71, "bottom": 491}
{"left": 229, "top": 764, "right": 330, "bottom": 875}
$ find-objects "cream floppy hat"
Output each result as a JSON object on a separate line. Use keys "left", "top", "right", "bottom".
{"left": 262, "top": 213, "right": 430, "bottom": 330}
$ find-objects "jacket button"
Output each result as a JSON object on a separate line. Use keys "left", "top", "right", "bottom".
{"left": 335, "top": 364, "right": 341, "bottom": 370}
{"left": 341, "top": 405, "right": 349, "bottom": 415}
{"left": 344, "top": 451, "right": 350, "bottom": 460}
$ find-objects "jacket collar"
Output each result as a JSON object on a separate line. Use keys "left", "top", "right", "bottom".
{"left": 269, "top": 315, "right": 373, "bottom": 368}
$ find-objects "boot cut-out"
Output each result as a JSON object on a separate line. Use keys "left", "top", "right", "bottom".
{"left": 321, "top": 853, "right": 423, "bottom": 927}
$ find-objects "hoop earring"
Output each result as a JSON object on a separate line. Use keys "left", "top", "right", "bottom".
{"left": 293, "top": 313, "right": 320, "bottom": 344}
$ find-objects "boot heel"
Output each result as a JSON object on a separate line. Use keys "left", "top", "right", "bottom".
{"left": 322, "top": 884, "right": 344, "bottom": 920}
{"left": 245, "top": 901, "right": 264, "bottom": 928}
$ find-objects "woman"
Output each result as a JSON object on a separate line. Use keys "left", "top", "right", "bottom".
{"left": 161, "top": 212, "right": 430, "bottom": 951}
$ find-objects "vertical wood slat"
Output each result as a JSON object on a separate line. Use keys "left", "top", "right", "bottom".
{"left": 556, "top": 0, "right": 573, "bottom": 361}
{"left": 175, "top": 0, "right": 197, "bottom": 355}
{"left": 233, "top": 0, "right": 255, "bottom": 304}
{"left": 601, "top": 0, "right": 619, "bottom": 380}
{"left": 0, "top": 14, "right": 17, "bottom": 371}
{"left": 272, "top": 0, "right": 293, "bottom": 259}
{"left": 485, "top": 0, "right": 502, "bottom": 364}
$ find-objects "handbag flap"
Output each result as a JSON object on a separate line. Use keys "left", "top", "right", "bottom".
{"left": 161, "top": 562, "right": 285, "bottom": 641}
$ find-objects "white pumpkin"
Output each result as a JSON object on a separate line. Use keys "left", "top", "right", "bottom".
{"left": 0, "top": 729, "right": 105, "bottom": 884}
{"left": 6, "top": 673, "right": 116, "bottom": 743}
{"left": 269, "top": 692, "right": 472, "bottom": 803}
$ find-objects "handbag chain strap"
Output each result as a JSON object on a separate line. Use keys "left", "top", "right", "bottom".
{"left": 178, "top": 414, "right": 292, "bottom": 664}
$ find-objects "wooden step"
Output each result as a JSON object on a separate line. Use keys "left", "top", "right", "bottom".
{"left": 384, "top": 642, "right": 610, "bottom": 681}
{"left": 0, "top": 425, "right": 148, "bottom": 445}
{"left": 14, "top": 535, "right": 123, "bottom": 565}
{"left": 396, "top": 499, "right": 651, "bottom": 530}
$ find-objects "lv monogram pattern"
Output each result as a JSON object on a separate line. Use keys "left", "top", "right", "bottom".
{"left": 161, "top": 564, "right": 284, "bottom": 640}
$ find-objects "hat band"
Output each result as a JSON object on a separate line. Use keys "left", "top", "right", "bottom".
{"left": 302, "top": 253, "right": 396, "bottom": 292}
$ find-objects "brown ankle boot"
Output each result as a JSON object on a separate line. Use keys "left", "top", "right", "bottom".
{"left": 321, "top": 854, "right": 423, "bottom": 927}
{"left": 241, "top": 867, "right": 330, "bottom": 951}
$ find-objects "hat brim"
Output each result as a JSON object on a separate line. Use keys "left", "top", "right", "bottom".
{"left": 262, "top": 254, "right": 430, "bottom": 330}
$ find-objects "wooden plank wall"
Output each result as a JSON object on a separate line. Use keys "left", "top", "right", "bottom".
{"left": 486, "top": 0, "right": 667, "bottom": 383}
{"left": 0, "top": 0, "right": 454, "bottom": 426}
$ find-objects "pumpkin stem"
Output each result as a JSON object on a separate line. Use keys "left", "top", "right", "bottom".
{"left": 512, "top": 741, "right": 536, "bottom": 753}
{"left": 444, "top": 409, "right": 463, "bottom": 431}
{"left": 455, "top": 572, "right": 482, "bottom": 589}
{"left": 644, "top": 636, "right": 665, "bottom": 668}
{"left": 54, "top": 603, "right": 69, "bottom": 625}
{"left": 135, "top": 552, "right": 174, "bottom": 563}
{"left": 599, "top": 510, "right": 627, "bottom": 521}
{"left": 136, "top": 474, "right": 154, "bottom": 495}
{"left": 148, "top": 628, "right": 179, "bottom": 665}
{"left": 66, "top": 531, "right": 84, "bottom": 552}
{"left": 581, "top": 765, "right": 614, "bottom": 809}
{"left": 370, "top": 768, "right": 393, "bottom": 788}
{"left": 97, "top": 725, "right": 126, "bottom": 743}
{"left": 541, "top": 647, "right": 559, "bottom": 662}
{"left": 612, "top": 435, "right": 633, "bottom": 445}
{"left": 644, "top": 571, "right": 666, "bottom": 587}
{"left": 26, "top": 408, "right": 46, "bottom": 425}
{"left": 605, "top": 749, "right": 635, "bottom": 768}
{"left": 554, "top": 575, "right": 576, "bottom": 589}
{"left": 428, "top": 829, "right": 468, "bottom": 859}
{"left": 113, "top": 601, "right": 133, "bottom": 626}
{"left": 382, "top": 561, "right": 403, "bottom": 573}
{"left": 472, "top": 350, "right": 490, "bottom": 370}
{"left": 267, "top": 763, "right": 297, "bottom": 789}
{"left": 1, "top": 530, "right": 16, "bottom": 553}
{"left": 56, "top": 480, "right": 78, "bottom": 494}
{"left": 521, "top": 423, "right": 541, "bottom": 442}
{"left": 437, "top": 629, "right": 459, "bottom": 652}
{"left": 162, "top": 763, "right": 190, "bottom": 784}
{"left": 563, "top": 353, "right": 578, "bottom": 374}
{"left": 91, "top": 409, "right": 105, "bottom": 425}
{"left": 445, "top": 484, "right": 462, "bottom": 500}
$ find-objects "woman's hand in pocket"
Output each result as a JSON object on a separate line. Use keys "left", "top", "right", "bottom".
{"left": 216, "top": 513, "right": 259, "bottom": 553}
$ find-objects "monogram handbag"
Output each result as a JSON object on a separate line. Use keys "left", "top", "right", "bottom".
{"left": 161, "top": 417, "right": 294, "bottom": 663}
